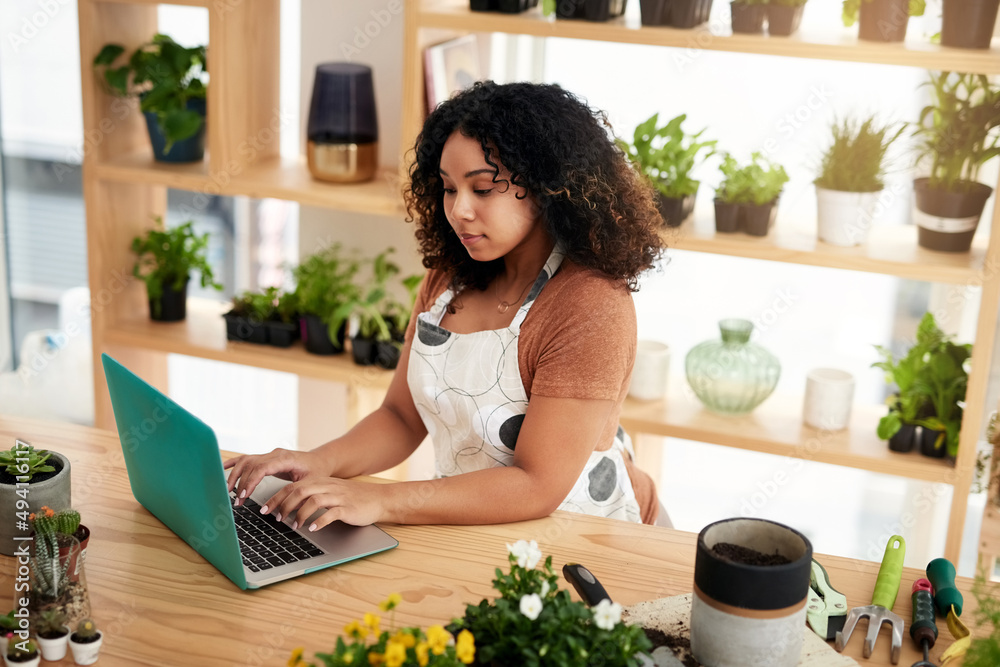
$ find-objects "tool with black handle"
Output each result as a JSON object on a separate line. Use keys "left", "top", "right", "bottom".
{"left": 909, "top": 579, "right": 937, "bottom": 667}
{"left": 562, "top": 562, "right": 612, "bottom": 606}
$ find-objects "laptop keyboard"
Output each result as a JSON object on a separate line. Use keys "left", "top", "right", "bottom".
{"left": 231, "top": 497, "right": 325, "bottom": 572}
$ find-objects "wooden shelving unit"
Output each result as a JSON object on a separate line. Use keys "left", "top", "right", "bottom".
{"left": 80, "top": 0, "right": 1000, "bottom": 564}
{"left": 400, "top": 1, "right": 1000, "bottom": 565}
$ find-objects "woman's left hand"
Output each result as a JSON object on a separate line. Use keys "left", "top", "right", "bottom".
{"left": 260, "top": 478, "right": 387, "bottom": 530}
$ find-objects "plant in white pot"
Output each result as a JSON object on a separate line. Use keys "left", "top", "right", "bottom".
{"left": 814, "top": 116, "right": 903, "bottom": 247}
{"left": 34, "top": 609, "right": 69, "bottom": 662}
{"left": 0, "top": 443, "right": 71, "bottom": 556}
{"left": 3, "top": 638, "right": 38, "bottom": 667}
{"left": 68, "top": 619, "right": 102, "bottom": 666}
{"left": 911, "top": 72, "right": 1000, "bottom": 253}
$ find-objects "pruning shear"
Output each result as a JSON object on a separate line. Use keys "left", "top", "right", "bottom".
{"left": 807, "top": 559, "right": 849, "bottom": 641}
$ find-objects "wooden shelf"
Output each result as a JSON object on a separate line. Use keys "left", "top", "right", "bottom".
{"left": 93, "top": 150, "right": 406, "bottom": 217}
{"left": 620, "top": 385, "right": 956, "bottom": 483}
{"left": 104, "top": 298, "right": 395, "bottom": 388}
{"left": 663, "top": 210, "right": 990, "bottom": 284}
{"left": 417, "top": 0, "right": 1000, "bottom": 74}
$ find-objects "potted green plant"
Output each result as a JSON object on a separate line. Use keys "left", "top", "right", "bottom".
{"left": 93, "top": 34, "right": 207, "bottom": 162}
{"left": 714, "top": 152, "right": 789, "bottom": 236}
{"left": 30, "top": 507, "right": 89, "bottom": 585}
{"left": 767, "top": 0, "right": 807, "bottom": 35}
{"left": 731, "top": 0, "right": 768, "bottom": 33}
{"left": 27, "top": 510, "right": 90, "bottom": 631}
{"left": 270, "top": 290, "right": 301, "bottom": 348}
{"left": 0, "top": 613, "right": 17, "bottom": 655}
{"left": 873, "top": 312, "right": 970, "bottom": 458}
{"left": 544, "top": 0, "right": 628, "bottom": 21}
{"left": 941, "top": 0, "right": 1000, "bottom": 49}
{"left": 292, "top": 244, "right": 360, "bottom": 355}
{"left": 814, "top": 116, "right": 903, "bottom": 247}
{"left": 619, "top": 113, "right": 716, "bottom": 228}
{"left": 376, "top": 274, "right": 422, "bottom": 370}
{"left": 911, "top": 72, "right": 1000, "bottom": 253}
{"left": 224, "top": 287, "right": 278, "bottom": 346}
{"left": 131, "top": 217, "right": 222, "bottom": 322}
{"left": 67, "top": 619, "right": 102, "bottom": 666}
{"left": 956, "top": 570, "right": 1000, "bottom": 667}
{"left": 3, "top": 638, "right": 38, "bottom": 667}
{"left": 450, "top": 540, "right": 652, "bottom": 665}
{"left": 34, "top": 609, "right": 69, "bottom": 662}
{"left": 842, "top": 0, "right": 925, "bottom": 42}
{"left": 0, "top": 443, "right": 70, "bottom": 557}
{"left": 640, "top": 0, "right": 713, "bottom": 26}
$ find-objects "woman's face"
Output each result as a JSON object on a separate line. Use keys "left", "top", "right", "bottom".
{"left": 439, "top": 130, "right": 545, "bottom": 263}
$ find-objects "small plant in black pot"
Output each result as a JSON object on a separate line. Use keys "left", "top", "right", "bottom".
{"left": 131, "top": 217, "right": 222, "bottom": 322}
{"left": 873, "top": 312, "right": 970, "bottom": 459}
{"left": 842, "top": 0, "right": 924, "bottom": 42}
{"left": 910, "top": 72, "right": 1000, "bottom": 253}
{"left": 292, "top": 244, "right": 360, "bottom": 356}
{"left": 714, "top": 152, "right": 788, "bottom": 236}
{"left": 93, "top": 34, "right": 207, "bottom": 162}
{"left": 767, "top": 0, "right": 807, "bottom": 35}
{"left": 619, "top": 113, "right": 716, "bottom": 228}
{"left": 544, "top": 0, "right": 628, "bottom": 21}
{"left": 730, "top": 0, "right": 768, "bottom": 34}
{"left": 224, "top": 288, "right": 278, "bottom": 346}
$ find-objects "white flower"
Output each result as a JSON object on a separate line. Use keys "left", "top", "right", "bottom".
{"left": 506, "top": 539, "right": 542, "bottom": 569}
{"left": 520, "top": 593, "right": 543, "bottom": 621}
{"left": 593, "top": 598, "right": 623, "bottom": 631}
{"left": 540, "top": 580, "right": 550, "bottom": 598}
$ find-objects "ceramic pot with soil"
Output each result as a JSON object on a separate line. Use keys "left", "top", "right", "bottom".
{"left": 672, "top": 0, "right": 713, "bottom": 26}
{"left": 36, "top": 627, "right": 70, "bottom": 662}
{"left": 375, "top": 340, "right": 403, "bottom": 370}
{"left": 730, "top": 1, "right": 767, "bottom": 33}
{"left": 913, "top": 177, "right": 993, "bottom": 252}
{"left": 766, "top": 3, "right": 804, "bottom": 35}
{"left": 816, "top": 187, "right": 881, "bottom": 247}
{"left": 300, "top": 315, "right": 347, "bottom": 355}
{"left": 0, "top": 451, "right": 71, "bottom": 556}
{"left": 264, "top": 319, "right": 299, "bottom": 348}
{"left": 714, "top": 199, "right": 740, "bottom": 233}
{"left": 919, "top": 426, "right": 948, "bottom": 458}
{"left": 68, "top": 629, "right": 102, "bottom": 666}
{"left": 555, "top": 0, "right": 627, "bottom": 20}
{"left": 351, "top": 336, "right": 377, "bottom": 366}
{"left": 691, "top": 517, "right": 813, "bottom": 667}
{"left": 2, "top": 648, "right": 40, "bottom": 667}
{"left": 640, "top": 0, "right": 670, "bottom": 23}
{"left": 858, "top": 0, "right": 910, "bottom": 41}
{"left": 941, "top": 0, "right": 1000, "bottom": 48}
{"left": 742, "top": 200, "right": 778, "bottom": 237}
{"left": 888, "top": 422, "right": 918, "bottom": 453}
{"left": 149, "top": 279, "right": 189, "bottom": 322}
{"left": 658, "top": 189, "right": 697, "bottom": 228}
{"left": 223, "top": 312, "right": 269, "bottom": 345}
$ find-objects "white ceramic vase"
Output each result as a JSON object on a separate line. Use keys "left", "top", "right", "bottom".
{"left": 815, "top": 187, "right": 881, "bottom": 247}
{"left": 36, "top": 630, "right": 70, "bottom": 661}
{"left": 68, "top": 632, "right": 102, "bottom": 666}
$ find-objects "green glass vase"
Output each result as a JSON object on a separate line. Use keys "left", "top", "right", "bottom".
{"left": 685, "top": 319, "right": 781, "bottom": 415}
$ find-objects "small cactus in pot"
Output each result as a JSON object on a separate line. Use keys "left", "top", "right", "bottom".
{"left": 34, "top": 609, "right": 69, "bottom": 662}
{"left": 68, "top": 618, "right": 102, "bottom": 666}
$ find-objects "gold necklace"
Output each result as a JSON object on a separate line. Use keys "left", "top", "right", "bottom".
{"left": 494, "top": 276, "right": 534, "bottom": 314}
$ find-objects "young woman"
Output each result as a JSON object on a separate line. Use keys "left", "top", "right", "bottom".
{"left": 224, "top": 81, "right": 667, "bottom": 531}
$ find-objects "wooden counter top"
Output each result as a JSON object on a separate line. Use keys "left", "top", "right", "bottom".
{"left": 0, "top": 415, "right": 981, "bottom": 666}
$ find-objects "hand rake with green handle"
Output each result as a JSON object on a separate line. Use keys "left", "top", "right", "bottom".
{"left": 835, "top": 535, "right": 907, "bottom": 665}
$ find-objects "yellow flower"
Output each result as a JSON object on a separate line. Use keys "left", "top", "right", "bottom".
{"left": 343, "top": 655, "right": 353, "bottom": 665}
{"left": 364, "top": 612, "right": 381, "bottom": 636}
{"left": 426, "top": 625, "right": 450, "bottom": 656}
{"left": 287, "top": 647, "right": 305, "bottom": 667}
{"left": 379, "top": 593, "right": 403, "bottom": 612}
{"left": 415, "top": 642, "right": 429, "bottom": 666}
{"left": 367, "top": 652, "right": 384, "bottom": 666}
{"left": 344, "top": 620, "right": 366, "bottom": 640}
{"left": 384, "top": 641, "right": 406, "bottom": 667}
{"left": 456, "top": 630, "right": 475, "bottom": 664}
{"left": 392, "top": 631, "right": 416, "bottom": 649}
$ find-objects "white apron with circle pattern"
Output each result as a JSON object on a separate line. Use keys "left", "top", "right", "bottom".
{"left": 407, "top": 246, "right": 641, "bottom": 522}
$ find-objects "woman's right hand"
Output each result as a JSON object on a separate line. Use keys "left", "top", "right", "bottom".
{"left": 223, "top": 448, "right": 328, "bottom": 506}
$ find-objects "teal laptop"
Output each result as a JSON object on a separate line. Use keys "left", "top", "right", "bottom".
{"left": 101, "top": 353, "right": 398, "bottom": 590}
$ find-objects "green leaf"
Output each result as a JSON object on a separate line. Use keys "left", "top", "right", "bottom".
{"left": 160, "top": 109, "right": 204, "bottom": 145}
{"left": 93, "top": 43, "right": 125, "bottom": 66}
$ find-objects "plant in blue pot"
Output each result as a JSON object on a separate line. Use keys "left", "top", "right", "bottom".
{"left": 685, "top": 319, "right": 781, "bottom": 415}
{"left": 93, "top": 34, "right": 207, "bottom": 163}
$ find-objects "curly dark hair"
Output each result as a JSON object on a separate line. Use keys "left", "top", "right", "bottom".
{"left": 403, "top": 81, "right": 665, "bottom": 293}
